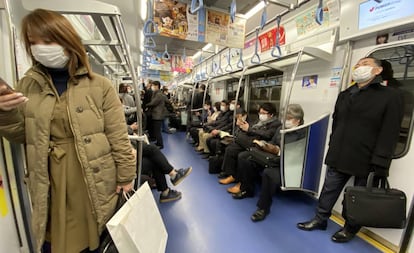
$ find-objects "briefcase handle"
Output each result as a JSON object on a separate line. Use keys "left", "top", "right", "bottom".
{"left": 366, "top": 172, "right": 389, "bottom": 191}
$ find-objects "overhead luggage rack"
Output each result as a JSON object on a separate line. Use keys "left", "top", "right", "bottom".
{"left": 22, "top": 0, "right": 132, "bottom": 76}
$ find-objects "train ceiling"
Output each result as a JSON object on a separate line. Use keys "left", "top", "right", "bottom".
{"left": 97, "top": 0, "right": 306, "bottom": 68}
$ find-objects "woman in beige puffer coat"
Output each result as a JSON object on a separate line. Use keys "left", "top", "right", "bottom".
{"left": 0, "top": 9, "right": 136, "bottom": 253}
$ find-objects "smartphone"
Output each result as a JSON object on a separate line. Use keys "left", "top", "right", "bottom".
{"left": 0, "top": 77, "right": 15, "bottom": 95}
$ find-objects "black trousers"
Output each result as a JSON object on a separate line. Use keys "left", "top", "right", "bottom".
{"left": 206, "top": 136, "right": 223, "bottom": 156}
{"left": 221, "top": 142, "right": 245, "bottom": 179}
{"left": 189, "top": 127, "right": 200, "bottom": 144}
{"left": 315, "top": 167, "right": 378, "bottom": 233}
{"left": 145, "top": 112, "right": 153, "bottom": 138}
{"left": 152, "top": 119, "right": 164, "bottom": 147}
{"left": 238, "top": 151, "right": 261, "bottom": 194}
{"left": 238, "top": 151, "right": 280, "bottom": 212}
{"left": 142, "top": 144, "right": 173, "bottom": 192}
{"left": 257, "top": 167, "right": 280, "bottom": 212}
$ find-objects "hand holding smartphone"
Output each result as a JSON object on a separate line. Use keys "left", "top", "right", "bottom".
{"left": 0, "top": 77, "right": 15, "bottom": 95}
{"left": 0, "top": 77, "right": 28, "bottom": 111}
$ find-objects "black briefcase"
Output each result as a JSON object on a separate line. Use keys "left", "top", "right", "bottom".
{"left": 344, "top": 173, "right": 407, "bottom": 229}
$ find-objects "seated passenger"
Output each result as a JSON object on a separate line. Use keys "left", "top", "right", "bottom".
{"left": 204, "top": 100, "right": 242, "bottom": 159}
{"left": 141, "top": 143, "right": 192, "bottom": 203}
{"left": 195, "top": 102, "right": 221, "bottom": 152}
{"left": 233, "top": 104, "right": 305, "bottom": 222}
{"left": 189, "top": 101, "right": 214, "bottom": 146}
{"left": 218, "top": 103, "right": 281, "bottom": 192}
{"left": 128, "top": 124, "right": 192, "bottom": 202}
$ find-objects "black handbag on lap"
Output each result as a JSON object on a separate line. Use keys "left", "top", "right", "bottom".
{"left": 247, "top": 147, "right": 280, "bottom": 168}
{"left": 344, "top": 172, "right": 407, "bottom": 229}
{"left": 235, "top": 132, "right": 256, "bottom": 150}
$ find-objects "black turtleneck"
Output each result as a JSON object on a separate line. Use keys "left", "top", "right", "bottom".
{"left": 47, "top": 67, "right": 69, "bottom": 96}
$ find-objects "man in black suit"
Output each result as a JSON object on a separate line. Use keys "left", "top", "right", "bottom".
{"left": 297, "top": 57, "right": 403, "bottom": 243}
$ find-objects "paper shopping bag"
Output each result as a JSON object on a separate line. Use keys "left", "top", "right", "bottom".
{"left": 106, "top": 182, "right": 168, "bottom": 253}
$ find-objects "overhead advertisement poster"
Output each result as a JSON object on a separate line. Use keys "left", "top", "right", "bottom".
{"left": 259, "top": 27, "right": 286, "bottom": 52}
{"left": 295, "top": 7, "right": 330, "bottom": 37}
{"left": 205, "top": 9, "right": 246, "bottom": 49}
{"left": 154, "top": 0, "right": 205, "bottom": 42}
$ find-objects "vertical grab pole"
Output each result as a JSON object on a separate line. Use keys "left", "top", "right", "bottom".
{"left": 279, "top": 48, "right": 304, "bottom": 187}
{"left": 232, "top": 66, "right": 248, "bottom": 136}
{"left": 114, "top": 15, "right": 144, "bottom": 188}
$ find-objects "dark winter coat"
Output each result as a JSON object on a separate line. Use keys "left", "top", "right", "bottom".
{"left": 325, "top": 77, "right": 403, "bottom": 176}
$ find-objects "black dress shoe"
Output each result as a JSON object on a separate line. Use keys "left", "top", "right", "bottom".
{"left": 201, "top": 154, "right": 210, "bottom": 159}
{"left": 297, "top": 219, "right": 327, "bottom": 231}
{"left": 251, "top": 209, "right": 269, "bottom": 222}
{"left": 331, "top": 228, "right": 356, "bottom": 243}
{"left": 217, "top": 172, "right": 228, "bottom": 179}
{"left": 232, "top": 191, "right": 254, "bottom": 199}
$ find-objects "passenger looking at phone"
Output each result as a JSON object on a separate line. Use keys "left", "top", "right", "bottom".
{"left": 297, "top": 57, "right": 403, "bottom": 243}
{"left": 218, "top": 103, "right": 281, "bottom": 195}
{"left": 0, "top": 9, "right": 136, "bottom": 253}
{"left": 232, "top": 104, "right": 305, "bottom": 222}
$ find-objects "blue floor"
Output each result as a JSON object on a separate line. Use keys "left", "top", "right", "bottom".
{"left": 154, "top": 132, "right": 381, "bottom": 253}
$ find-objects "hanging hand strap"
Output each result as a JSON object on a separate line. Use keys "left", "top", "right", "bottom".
{"left": 230, "top": 0, "right": 237, "bottom": 23}
{"left": 182, "top": 48, "right": 187, "bottom": 62}
{"left": 260, "top": 0, "right": 267, "bottom": 30}
{"left": 237, "top": 49, "right": 244, "bottom": 68}
{"left": 216, "top": 53, "right": 223, "bottom": 74}
{"left": 143, "top": 1, "right": 158, "bottom": 36}
{"left": 250, "top": 28, "right": 261, "bottom": 64}
{"left": 191, "top": 0, "right": 204, "bottom": 14}
{"left": 143, "top": 37, "right": 156, "bottom": 49}
{"left": 225, "top": 48, "right": 233, "bottom": 72}
{"left": 162, "top": 44, "right": 170, "bottom": 61}
{"left": 315, "top": 0, "right": 323, "bottom": 25}
{"left": 271, "top": 16, "right": 282, "bottom": 58}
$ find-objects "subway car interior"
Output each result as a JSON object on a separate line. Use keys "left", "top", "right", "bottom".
{"left": 0, "top": 0, "right": 414, "bottom": 252}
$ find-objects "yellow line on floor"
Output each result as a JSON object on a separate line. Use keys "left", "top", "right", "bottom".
{"left": 330, "top": 215, "right": 395, "bottom": 253}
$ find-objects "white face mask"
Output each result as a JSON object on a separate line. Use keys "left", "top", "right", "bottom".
{"left": 203, "top": 105, "right": 209, "bottom": 110}
{"left": 258, "top": 114, "right": 268, "bottom": 122}
{"left": 220, "top": 105, "right": 226, "bottom": 112}
{"left": 285, "top": 119, "right": 296, "bottom": 129}
{"left": 352, "top": 66, "right": 374, "bottom": 83}
{"left": 213, "top": 107, "right": 218, "bottom": 112}
{"left": 151, "top": 86, "right": 157, "bottom": 91}
{"left": 31, "top": 44, "right": 69, "bottom": 69}
{"left": 229, "top": 104, "right": 236, "bottom": 111}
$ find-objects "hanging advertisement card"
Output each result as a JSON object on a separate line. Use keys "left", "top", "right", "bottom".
{"left": 205, "top": 9, "right": 246, "bottom": 48}
{"left": 154, "top": 0, "right": 205, "bottom": 42}
{"left": 259, "top": 27, "right": 286, "bottom": 52}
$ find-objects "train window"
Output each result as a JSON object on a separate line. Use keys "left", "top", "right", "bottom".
{"left": 369, "top": 45, "right": 414, "bottom": 158}
{"left": 247, "top": 73, "right": 283, "bottom": 122}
